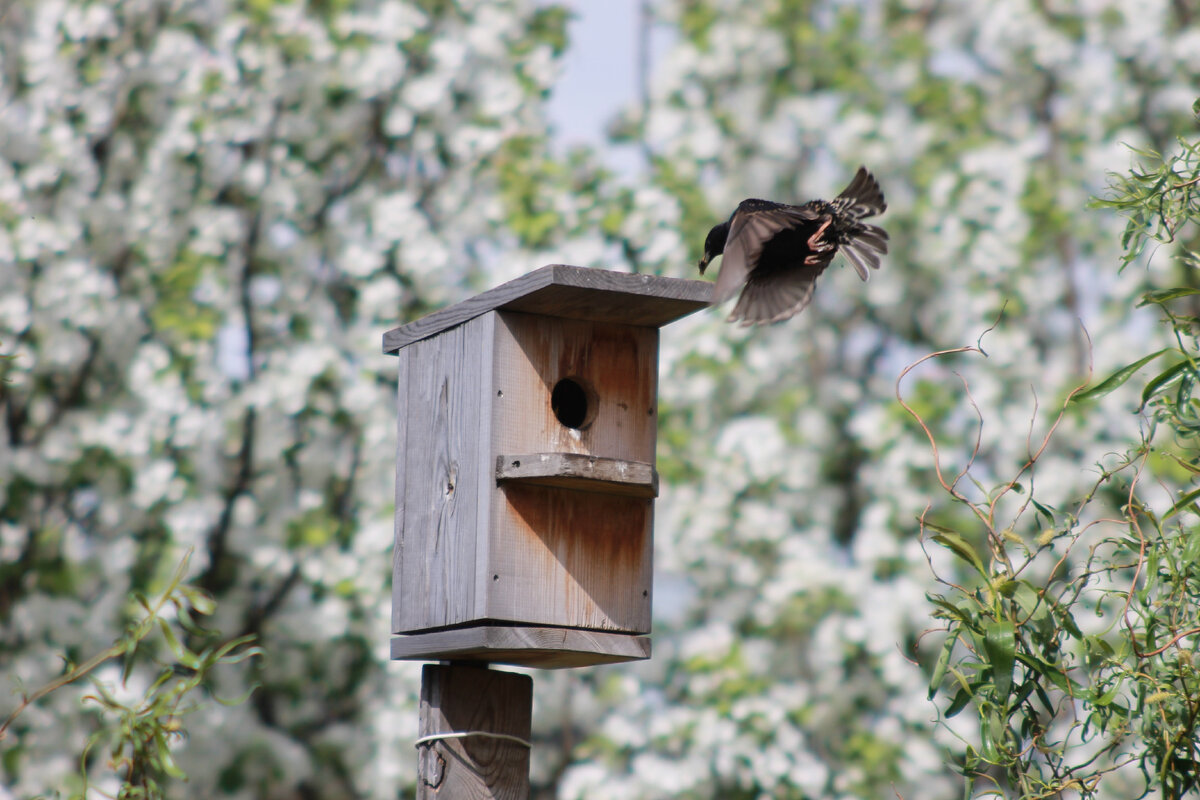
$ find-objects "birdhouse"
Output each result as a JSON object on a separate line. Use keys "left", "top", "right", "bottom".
{"left": 383, "top": 265, "right": 711, "bottom": 669}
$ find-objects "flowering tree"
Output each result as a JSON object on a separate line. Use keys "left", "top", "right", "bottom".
{"left": 4, "top": 0, "right": 1200, "bottom": 798}
{"left": 0, "top": 0, "right": 585, "bottom": 796}
{"left": 549, "top": 2, "right": 1200, "bottom": 798}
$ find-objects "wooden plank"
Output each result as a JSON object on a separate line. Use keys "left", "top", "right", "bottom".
{"left": 391, "top": 345, "right": 411, "bottom": 633}
{"left": 491, "top": 312, "right": 658, "bottom": 464}
{"left": 496, "top": 453, "right": 659, "bottom": 498}
{"left": 393, "top": 313, "right": 495, "bottom": 633}
{"left": 488, "top": 484, "right": 653, "bottom": 634}
{"left": 394, "top": 626, "right": 652, "bottom": 669}
{"left": 384, "top": 264, "right": 712, "bottom": 353}
{"left": 418, "top": 664, "right": 532, "bottom": 799}
{"left": 486, "top": 313, "right": 656, "bottom": 633}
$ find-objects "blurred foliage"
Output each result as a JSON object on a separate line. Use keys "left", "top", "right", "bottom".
{"left": 919, "top": 116, "right": 1200, "bottom": 798}
{"left": 4, "top": 0, "right": 1200, "bottom": 798}
{"left": 0, "top": 553, "right": 260, "bottom": 799}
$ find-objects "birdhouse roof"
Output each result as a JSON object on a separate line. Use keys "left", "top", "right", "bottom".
{"left": 383, "top": 264, "right": 713, "bottom": 354}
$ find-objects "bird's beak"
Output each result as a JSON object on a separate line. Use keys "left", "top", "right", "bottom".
{"left": 698, "top": 253, "right": 711, "bottom": 275}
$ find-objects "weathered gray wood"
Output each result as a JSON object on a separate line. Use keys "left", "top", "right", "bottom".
{"left": 418, "top": 664, "right": 532, "bottom": 800}
{"left": 392, "top": 345, "right": 411, "bottom": 632}
{"left": 395, "top": 626, "right": 651, "bottom": 668}
{"left": 393, "top": 313, "right": 495, "bottom": 633}
{"left": 496, "top": 453, "right": 658, "bottom": 498}
{"left": 383, "top": 264, "right": 712, "bottom": 353}
{"left": 390, "top": 269, "right": 675, "bottom": 654}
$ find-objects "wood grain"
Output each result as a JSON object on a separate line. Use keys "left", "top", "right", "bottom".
{"left": 392, "top": 345, "right": 411, "bottom": 632}
{"left": 384, "top": 264, "right": 712, "bottom": 353}
{"left": 390, "top": 272, "right": 677, "bottom": 648}
{"left": 489, "top": 484, "right": 653, "bottom": 634}
{"left": 491, "top": 311, "right": 658, "bottom": 464}
{"left": 393, "top": 313, "right": 495, "bottom": 634}
{"left": 486, "top": 312, "right": 656, "bottom": 633}
{"left": 418, "top": 664, "right": 532, "bottom": 799}
{"left": 395, "top": 626, "right": 652, "bottom": 668}
{"left": 496, "top": 453, "right": 659, "bottom": 498}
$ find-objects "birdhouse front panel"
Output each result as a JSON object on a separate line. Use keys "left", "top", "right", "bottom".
{"left": 484, "top": 311, "right": 658, "bottom": 632}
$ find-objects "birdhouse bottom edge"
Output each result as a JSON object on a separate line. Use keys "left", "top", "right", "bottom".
{"left": 389, "top": 625, "right": 651, "bottom": 669}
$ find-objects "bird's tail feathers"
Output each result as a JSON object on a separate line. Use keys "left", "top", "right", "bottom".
{"left": 834, "top": 166, "right": 886, "bottom": 220}
{"left": 841, "top": 223, "right": 889, "bottom": 281}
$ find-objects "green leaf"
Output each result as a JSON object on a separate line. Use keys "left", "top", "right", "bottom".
{"left": 186, "top": 589, "right": 216, "bottom": 616}
{"left": 1030, "top": 499, "right": 1056, "bottom": 526}
{"left": 1163, "top": 484, "right": 1200, "bottom": 520}
{"left": 1048, "top": 597, "right": 1084, "bottom": 640}
{"left": 1090, "top": 683, "right": 1123, "bottom": 707}
{"left": 1084, "top": 635, "right": 1116, "bottom": 661}
{"left": 154, "top": 729, "right": 188, "bottom": 778}
{"left": 1034, "top": 682, "right": 1056, "bottom": 714}
{"left": 1015, "top": 652, "right": 1079, "bottom": 693}
{"left": 157, "top": 618, "right": 184, "bottom": 660}
{"left": 121, "top": 647, "right": 138, "bottom": 685}
{"left": 929, "top": 595, "right": 976, "bottom": 625}
{"left": 984, "top": 620, "right": 1016, "bottom": 705}
{"left": 931, "top": 532, "right": 989, "bottom": 580}
{"left": 979, "top": 707, "right": 1002, "bottom": 760}
{"left": 1140, "top": 359, "right": 1192, "bottom": 409}
{"left": 1137, "top": 287, "right": 1200, "bottom": 306}
{"left": 929, "top": 627, "right": 962, "bottom": 700}
{"left": 212, "top": 635, "right": 262, "bottom": 663}
{"left": 945, "top": 685, "right": 973, "bottom": 718}
{"left": 1167, "top": 453, "right": 1200, "bottom": 475}
{"left": 1071, "top": 349, "right": 1171, "bottom": 402}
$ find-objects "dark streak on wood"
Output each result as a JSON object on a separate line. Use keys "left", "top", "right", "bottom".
{"left": 494, "top": 484, "right": 653, "bottom": 635}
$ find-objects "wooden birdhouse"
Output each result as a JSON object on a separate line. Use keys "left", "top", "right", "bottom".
{"left": 384, "top": 265, "right": 711, "bottom": 669}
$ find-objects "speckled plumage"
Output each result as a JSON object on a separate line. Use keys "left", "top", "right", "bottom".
{"left": 698, "top": 167, "right": 889, "bottom": 326}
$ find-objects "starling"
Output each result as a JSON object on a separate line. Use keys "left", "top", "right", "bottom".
{"left": 697, "top": 167, "right": 889, "bottom": 325}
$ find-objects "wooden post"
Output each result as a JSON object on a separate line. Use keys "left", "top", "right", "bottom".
{"left": 418, "top": 664, "right": 533, "bottom": 799}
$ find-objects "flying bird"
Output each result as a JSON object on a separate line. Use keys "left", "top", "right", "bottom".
{"left": 697, "top": 167, "right": 889, "bottom": 326}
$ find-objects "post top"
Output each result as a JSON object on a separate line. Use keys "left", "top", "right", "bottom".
{"left": 383, "top": 264, "right": 713, "bottom": 354}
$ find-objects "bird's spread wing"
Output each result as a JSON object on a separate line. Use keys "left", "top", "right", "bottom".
{"left": 726, "top": 251, "right": 836, "bottom": 326}
{"left": 712, "top": 204, "right": 823, "bottom": 304}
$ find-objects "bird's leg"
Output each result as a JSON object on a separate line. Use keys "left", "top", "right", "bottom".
{"left": 807, "top": 217, "right": 834, "bottom": 252}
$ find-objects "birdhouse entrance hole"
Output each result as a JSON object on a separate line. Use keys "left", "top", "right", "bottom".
{"left": 551, "top": 376, "right": 595, "bottom": 429}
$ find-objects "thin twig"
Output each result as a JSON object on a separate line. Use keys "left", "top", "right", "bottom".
{"left": 896, "top": 346, "right": 981, "bottom": 498}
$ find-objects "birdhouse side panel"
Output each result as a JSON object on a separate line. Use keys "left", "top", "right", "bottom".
{"left": 392, "top": 313, "right": 496, "bottom": 634}
{"left": 486, "top": 483, "right": 653, "bottom": 633}
{"left": 490, "top": 312, "right": 659, "bottom": 463}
